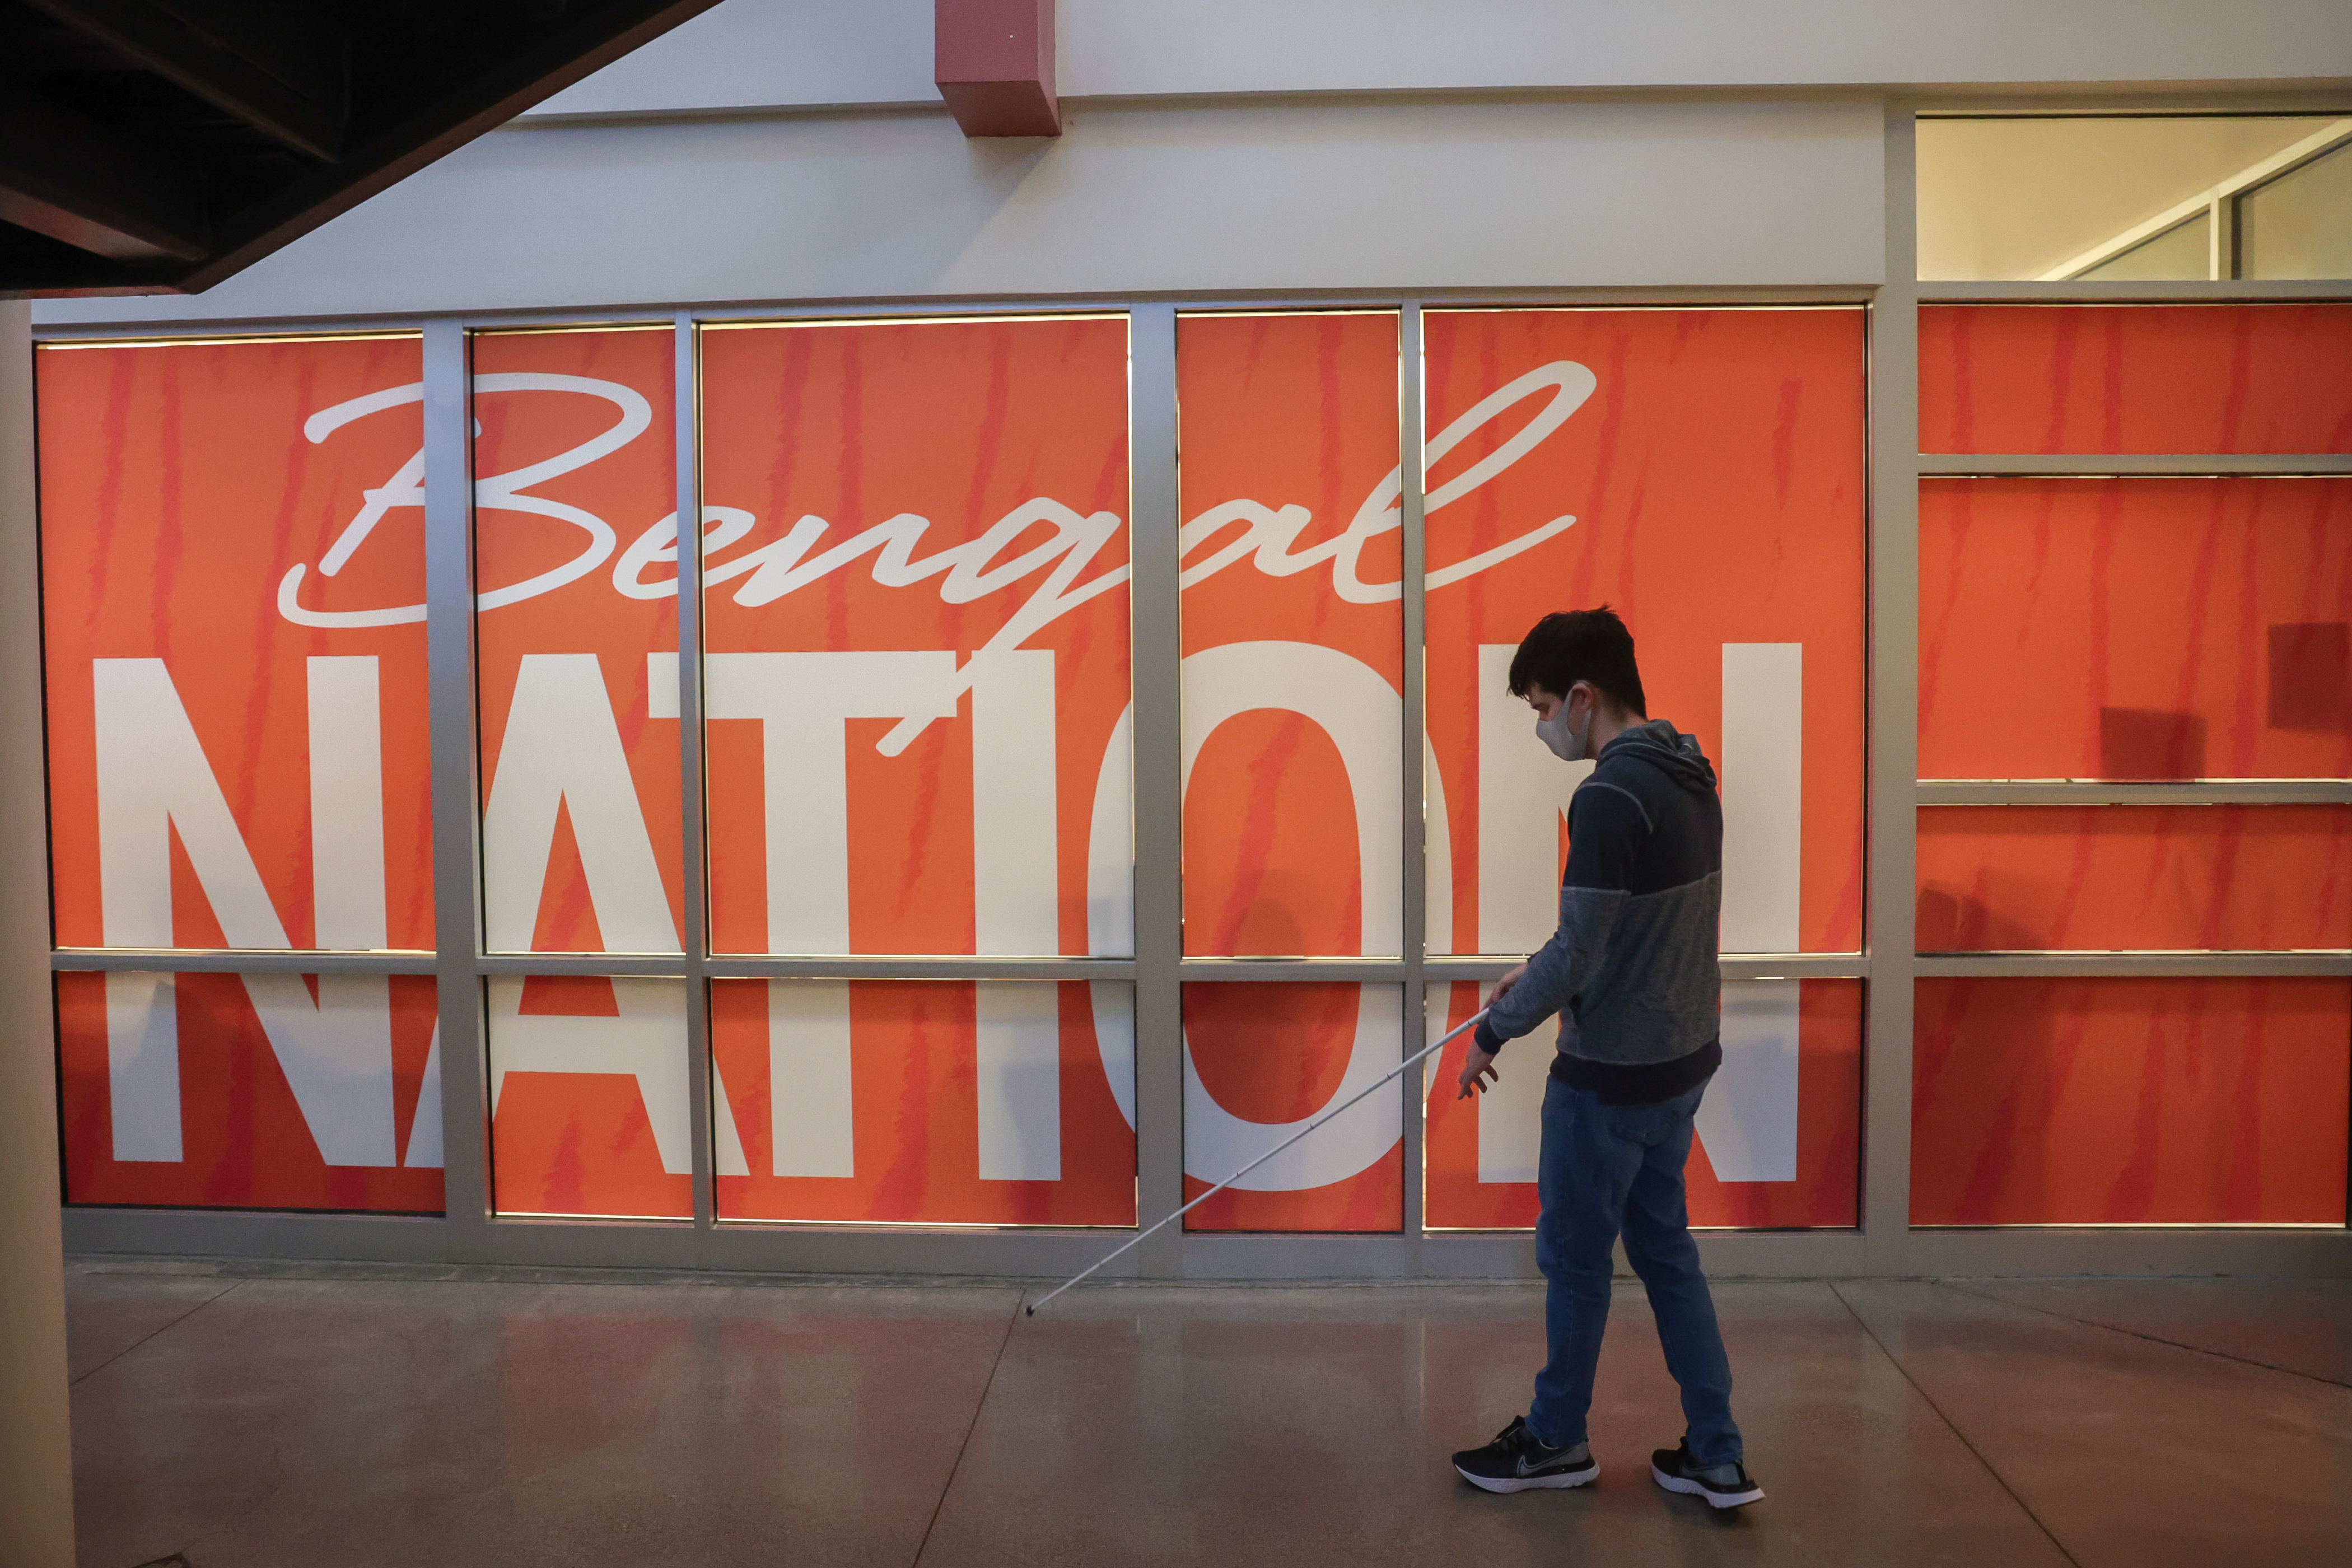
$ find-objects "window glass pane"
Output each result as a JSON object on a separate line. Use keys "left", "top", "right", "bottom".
{"left": 473, "top": 328, "right": 683, "bottom": 955}
{"left": 1422, "top": 308, "right": 1865, "bottom": 957}
{"left": 488, "top": 975, "right": 690, "bottom": 1218}
{"left": 711, "top": 979, "right": 1134, "bottom": 1224}
{"left": 1919, "top": 478, "right": 2352, "bottom": 780}
{"left": 56, "top": 970, "right": 444, "bottom": 1212}
{"left": 1912, "top": 978, "right": 2350, "bottom": 1225}
{"left": 1423, "top": 980, "right": 1859, "bottom": 1229}
{"left": 2076, "top": 216, "right": 2208, "bottom": 281}
{"left": 2240, "top": 141, "right": 2352, "bottom": 281}
{"left": 1919, "top": 305, "right": 2352, "bottom": 454}
{"left": 1917, "top": 115, "right": 2339, "bottom": 282}
{"left": 1919, "top": 806, "right": 2352, "bottom": 952}
{"left": 1178, "top": 311, "right": 1402, "bottom": 958}
{"left": 696, "top": 318, "right": 1132, "bottom": 958}
{"left": 1180, "top": 983, "right": 1402, "bottom": 1232}
{"left": 36, "top": 336, "right": 434, "bottom": 951}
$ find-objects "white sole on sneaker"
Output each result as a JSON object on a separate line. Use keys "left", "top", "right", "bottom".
{"left": 1455, "top": 1462, "right": 1599, "bottom": 1494}
{"left": 1651, "top": 1463, "right": 1764, "bottom": 1509}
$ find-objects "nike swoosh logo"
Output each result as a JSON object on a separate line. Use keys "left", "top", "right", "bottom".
{"left": 1518, "top": 1449, "right": 1581, "bottom": 1476}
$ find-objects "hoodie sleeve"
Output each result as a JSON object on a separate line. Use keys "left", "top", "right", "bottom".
{"left": 1473, "top": 780, "right": 1650, "bottom": 1056}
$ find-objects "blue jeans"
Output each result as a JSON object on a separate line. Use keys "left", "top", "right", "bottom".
{"left": 1526, "top": 1074, "right": 1742, "bottom": 1467}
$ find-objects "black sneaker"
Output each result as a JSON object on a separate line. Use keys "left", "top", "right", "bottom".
{"left": 1650, "top": 1438, "right": 1764, "bottom": 1509}
{"left": 1452, "top": 1416, "right": 1599, "bottom": 1493}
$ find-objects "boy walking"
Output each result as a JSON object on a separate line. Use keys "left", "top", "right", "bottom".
{"left": 1449, "top": 608, "right": 1763, "bottom": 1510}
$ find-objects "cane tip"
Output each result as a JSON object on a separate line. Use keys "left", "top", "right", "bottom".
{"left": 1024, "top": 1304, "right": 1036, "bottom": 1317}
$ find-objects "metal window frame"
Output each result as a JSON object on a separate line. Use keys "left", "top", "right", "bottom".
{"left": 44, "top": 105, "right": 2352, "bottom": 1278}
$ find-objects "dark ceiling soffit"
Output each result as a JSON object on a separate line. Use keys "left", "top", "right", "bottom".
{"left": 0, "top": 77, "right": 209, "bottom": 262}
{"left": 171, "top": 0, "right": 733, "bottom": 295}
{"left": 21, "top": 0, "right": 349, "bottom": 160}
{"left": 24, "top": 0, "right": 728, "bottom": 298}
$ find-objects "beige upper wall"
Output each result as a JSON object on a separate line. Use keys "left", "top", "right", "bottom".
{"left": 30, "top": 100, "right": 1884, "bottom": 324}
{"left": 533, "top": 0, "right": 2352, "bottom": 116}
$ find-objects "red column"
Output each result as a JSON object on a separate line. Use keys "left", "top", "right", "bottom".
{"left": 936, "top": 0, "right": 1058, "bottom": 137}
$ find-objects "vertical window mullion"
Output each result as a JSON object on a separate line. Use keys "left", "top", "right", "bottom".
{"left": 1399, "top": 302, "right": 1430, "bottom": 1255}
{"left": 1128, "top": 304, "right": 1186, "bottom": 1274}
{"left": 424, "top": 318, "right": 491, "bottom": 1246}
{"left": 675, "top": 313, "right": 716, "bottom": 1229}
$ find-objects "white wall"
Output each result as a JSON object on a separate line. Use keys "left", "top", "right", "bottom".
{"left": 1057, "top": 0, "right": 2352, "bottom": 97}
{"left": 34, "top": 100, "right": 1882, "bottom": 324}
{"left": 534, "top": 0, "right": 2352, "bottom": 118}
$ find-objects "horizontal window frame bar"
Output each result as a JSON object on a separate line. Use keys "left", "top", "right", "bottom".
{"left": 1919, "top": 780, "right": 2352, "bottom": 806}
{"left": 53, "top": 949, "right": 1868, "bottom": 981}
{"left": 26, "top": 288, "right": 1883, "bottom": 347}
{"left": 482, "top": 954, "right": 1141, "bottom": 981}
{"left": 1421, "top": 954, "right": 1869, "bottom": 981}
{"left": 51, "top": 949, "right": 438, "bottom": 974}
{"left": 1177, "top": 958, "right": 1407, "bottom": 983}
{"left": 1917, "top": 280, "right": 2352, "bottom": 302}
{"left": 63, "top": 1210, "right": 2341, "bottom": 1276}
{"left": 1918, "top": 453, "right": 2352, "bottom": 475}
{"left": 1917, "top": 951, "right": 2352, "bottom": 977}
{"left": 700, "top": 957, "right": 1137, "bottom": 982}
{"left": 475, "top": 953, "right": 686, "bottom": 977}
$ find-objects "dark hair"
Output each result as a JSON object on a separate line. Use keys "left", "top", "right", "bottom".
{"left": 1506, "top": 606, "right": 1647, "bottom": 716}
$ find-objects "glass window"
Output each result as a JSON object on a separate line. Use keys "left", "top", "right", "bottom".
{"left": 2077, "top": 216, "right": 2209, "bottom": 282}
{"left": 696, "top": 317, "right": 1132, "bottom": 959}
{"left": 1919, "top": 806, "right": 2352, "bottom": 951}
{"left": 2240, "top": 141, "right": 2352, "bottom": 281}
{"left": 710, "top": 979, "right": 1135, "bottom": 1224}
{"left": 1177, "top": 311, "right": 1402, "bottom": 959}
{"left": 37, "top": 335, "right": 435, "bottom": 952}
{"left": 1180, "top": 983, "right": 1403, "bottom": 1232}
{"left": 1919, "top": 479, "right": 2352, "bottom": 780}
{"left": 488, "top": 975, "right": 690, "bottom": 1219}
{"left": 1918, "top": 305, "right": 2352, "bottom": 455}
{"left": 1917, "top": 115, "right": 2349, "bottom": 281}
{"left": 473, "top": 327, "right": 683, "bottom": 955}
{"left": 1421, "top": 308, "right": 1865, "bottom": 958}
{"left": 1912, "top": 978, "right": 2350, "bottom": 1225}
{"left": 55, "top": 970, "right": 444, "bottom": 1212}
{"left": 1424, "top": 980, "right": 1860, "bottom": 1229}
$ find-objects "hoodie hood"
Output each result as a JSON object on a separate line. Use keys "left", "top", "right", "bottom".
{"left": 1595, "top": 718, "right": 1719, "bottom": 796}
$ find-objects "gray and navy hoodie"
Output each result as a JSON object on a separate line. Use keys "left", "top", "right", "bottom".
{"left": 1472, "top": 718, "right": 1724, "bottom": 1104}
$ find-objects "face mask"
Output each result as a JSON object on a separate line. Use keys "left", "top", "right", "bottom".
{"left": 1535, "top": 696, "right": 1588, "bottom": 762}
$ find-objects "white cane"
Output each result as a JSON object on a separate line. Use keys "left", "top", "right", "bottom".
{"left": 1026, "top": 1009, "right": 1493, "bottom": 1315}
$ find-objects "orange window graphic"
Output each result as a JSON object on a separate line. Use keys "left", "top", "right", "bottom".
{"left": 1912, "top": 978, "right": 2351, "bottom": 1226}
{"left": 698, "top": 316, "right": 1135, "bottom": 1224}
{"left": 1919, "top": 305, "right": 2352, "bottom": 455}
{"left": 489, "top": 976, "right": 690, "bottom": 1219}
{"left": 1920, "top": 479, "right": 2352, "bottom": 781}
{"left": 39, "top": 336, "right": 445, "bottom": 1211}
{"left": 1917, "top": 806, "right": 2352, "bottom": 953}
{"left": 1424, "top": 981, "right": 1860, "bottom": 1230}
{"left": 710, "top": 981, "right": 1136, "bottom": 1225}
{"left": 55, "top": 972, "right": 445, "bottom": 1211}
{"left": 469, "top": 329, "right": 692, "bottom": 1220}
{"left": 1420, "top": 307, "right": 1866, "bottom": 1229}
{"left": 1180, "top": 983, "right": 1403, "bottom": 1232}
{"left": 473, "top": 328, "right": 683, "bottom": 955}
{"left": 1175, "top": 311, "right": 1404, "bottom": 1232}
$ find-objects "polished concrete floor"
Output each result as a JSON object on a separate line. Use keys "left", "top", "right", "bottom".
{"left": 63, "top": 1259, "right": 2352, "bottom": 1568}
